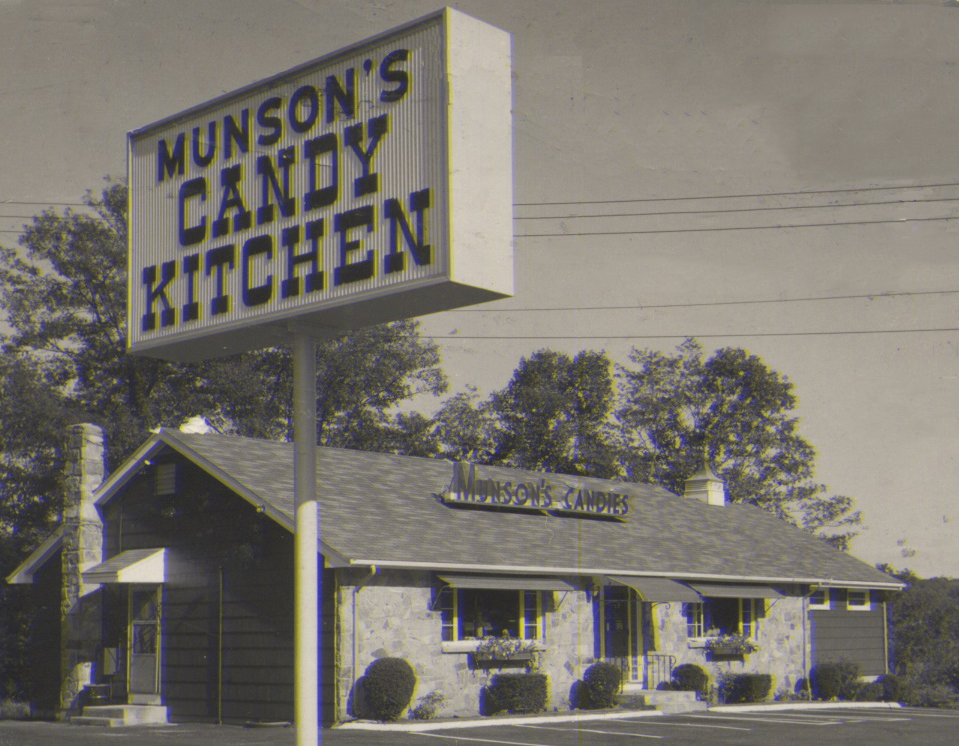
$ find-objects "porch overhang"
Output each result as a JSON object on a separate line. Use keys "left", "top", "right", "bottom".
{"left": 607, "top": 575, "right": 701, "bottom": 603}
{"left": 438, "top": 574, "right": 580, "bottom": 592}
{"left": 686, "top": 582, "right": 784, "bottom": 599}
{"left": 83, "top": 548, "right": 168, "bottom": 584}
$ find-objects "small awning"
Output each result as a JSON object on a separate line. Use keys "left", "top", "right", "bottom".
{"left": 83, "top": 548, "right": 167, "bottom": 584}
{"left": 686, "top": 583, "right": 784, "bottom": 599}
{"left": 607, "top": 576, "right": 701, "bottom": 603}
{"left": 439, "top": 574, "right": 579, "bottom": 592}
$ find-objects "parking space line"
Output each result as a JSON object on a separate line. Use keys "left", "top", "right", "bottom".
{"left": 606, "top": 718, "right": 752, "bottom": 731}
{"left": 686, "top": 714, "right": 843, "bottom": 726}
{"left": 415, "top": 732, "right": 558, "bottom": 746}
{"left": 517, "top": 723, "right": 664, "bottom": 739}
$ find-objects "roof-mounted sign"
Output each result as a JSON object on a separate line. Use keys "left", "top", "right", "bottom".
{"left": 444, "top": 462, "right": 630, "bottom": 520}
{"left": 127, "top": 9, "right": 513, "bottom": 361}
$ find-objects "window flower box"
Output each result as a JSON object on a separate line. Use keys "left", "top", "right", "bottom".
{"left": 704, "top": 634, "right": 758, "bottom": 656}
{"left": 472, "top": 635, "right": 540, "bottom": 667}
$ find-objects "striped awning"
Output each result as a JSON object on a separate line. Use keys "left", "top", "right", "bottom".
{"left": 607, "top": 575, "right": 701, "bottom": 603}
{"left": 438, "top": 574, "right": 579, "bottom": 592}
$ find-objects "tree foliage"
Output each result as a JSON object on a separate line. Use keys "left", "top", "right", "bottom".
{"left": 887, "top": 575, "right": 959, "bottom": 691}
{"left": 0, "top": 180, "right": 447, "bottom": 542}
{"left": 616, "top": 339, "right": 859, "bottom": 547}
{"left": 490, "top": 349, "right": 620, "bottom": 477}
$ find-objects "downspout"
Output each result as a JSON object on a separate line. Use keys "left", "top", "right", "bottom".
{"left": 352, "top": 566, "right": 377, "bottom": 708}
{"left": 218, "top": 566, "right": 224, "bottom": 724}
{"left": 883, "top": 599, "right": 890, "bottom": 675}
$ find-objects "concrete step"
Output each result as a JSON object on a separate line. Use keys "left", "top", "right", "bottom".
{"left": 622, "top": 687, "right": 708, "bottom": 714}
{"left": 72, "top": 705, "right": 169, "bottom": 727}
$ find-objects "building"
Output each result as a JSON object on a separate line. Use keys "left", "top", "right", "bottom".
{"left": 7, "top": 424, "right": 903, "bottom": 724}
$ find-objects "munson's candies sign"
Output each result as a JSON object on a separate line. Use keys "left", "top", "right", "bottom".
{"left": 127, "top": 9, "right": 513, "bottom": 361}
{"left": 445, "top": 463, "right": 631, "bottom": 520}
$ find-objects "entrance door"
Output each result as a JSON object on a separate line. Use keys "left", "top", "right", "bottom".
{"left": 602, "top": 586, "right": 643, "bottom": 682}
{"left": 128, "top": 586, "right": 161, "bottom": 704}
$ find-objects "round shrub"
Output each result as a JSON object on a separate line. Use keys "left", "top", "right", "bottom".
{"left": 810, "top": 660, "right": 860, "bottom": 700}
{"left": 580, "top": 661, "right": 623, "bottom": 709}
{"left": 671, "top": 663, "right": 709, "bottom": 698}
{"left": 361, "top": 657, "right": 417, "bottom": 721}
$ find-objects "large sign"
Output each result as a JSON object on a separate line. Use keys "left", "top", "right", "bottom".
{"left": 446, "top": 463, "right": 631, "bottom": 520}
{"left": 127, "top": 9, "right": 513, "bottom": 361}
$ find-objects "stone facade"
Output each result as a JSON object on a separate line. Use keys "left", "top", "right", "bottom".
{"left": 336, "top": 569, "right": 596, "bottom": 720}
{"left": 336, "top": 572, "right": 814, "bottom": 719}
{"left": 60, "top": 423, "right": 105, "bottom": 717}
{"left": 649, "top": 594, "right": 809, "bottom": 698}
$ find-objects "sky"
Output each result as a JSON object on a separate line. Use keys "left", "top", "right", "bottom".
{"left": 1, "top": 0, "right": 958, "bottom": 577}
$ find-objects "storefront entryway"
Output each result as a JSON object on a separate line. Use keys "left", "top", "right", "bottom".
{"left": 600, "top": 585, "right": 644, "bottom": 683}
{"left": 128, "top": 586, "right": 162, "bottom": 705}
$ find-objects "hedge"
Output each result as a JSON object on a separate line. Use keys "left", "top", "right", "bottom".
{"left": 579, "top": 661, "right": 623, "bottom": 709}
{"left": 486, "top": 673, "right": 548, "bottom": 714}
{"left": 721, "top": 673, "right": 772, "bottom": 704}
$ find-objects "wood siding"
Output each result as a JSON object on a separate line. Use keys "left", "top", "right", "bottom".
{"left": 102, "top": 455, "right": 337, "bottom": 725}
{"left": 810, "top": 606, "right": 887, "bottom": 676}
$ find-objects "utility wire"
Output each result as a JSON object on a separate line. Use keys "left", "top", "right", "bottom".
{"left": 515, "top": 181, "right": 959, "bottom": 207}
{"left": 447, "top": 289, "right": 959, "bottom": 313}
{"left": 516, "top": 196, "right": 959, "bottom": 221}
{"left": 517, "top": 215, "right": 959, "bottom": 238}
{"left": 422, "top": 327, "right": 959, "bottom": 341}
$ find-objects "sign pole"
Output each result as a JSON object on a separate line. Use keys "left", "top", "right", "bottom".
{"left": 293, "top": 331, "right": 319, "bottom": 744}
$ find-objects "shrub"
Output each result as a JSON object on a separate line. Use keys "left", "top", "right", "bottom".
{"left": 579, "top": 661, "right": 623, "bottom": 709}
{"left": 877, "top": 673, "right": 904, "bottom": 703}
{"left": 810, "top": 660, "right": 860, "bottom": 700}
{"left": 854, "top": 681, "right": 885, "bottom": 701}
{"left": 720, "top": 673, "right": 772, "bottom": 704}
{"left": 486, "top": 673, "right": 548, "bottom": 714}
{"left": 409, "top": 691, "right": 445, "bottom": 720}
{"left": 671, "top": 663, "right": 709, "bottom": 698}
{"left": 900, "top": 681, "right": 959, "bottom": 708}
{"left": 361, "top": 657, "right": 417, "bottom": 721}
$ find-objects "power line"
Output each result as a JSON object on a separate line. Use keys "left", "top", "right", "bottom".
{"left": 516, "top": 196, "right": 959, "bottom": 221}
{"left": 447, "top": 289, "right": 959, "bottom": 314}
{"left": 423, "top": 326, "right": 959, "bottom": 342}
{"left": 515, "top": 181, "right": 959, "bottom": 207}
{"left": 517, "top": 215, "right": 959, "bottom": 238}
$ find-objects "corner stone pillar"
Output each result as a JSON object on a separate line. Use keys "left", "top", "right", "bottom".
{"left": 60, "top": 423, "right": 105, "bottom": 718}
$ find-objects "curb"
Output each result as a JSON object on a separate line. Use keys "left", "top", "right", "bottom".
{"left": 710, "top": 701, "right": 904, "bottom": 713}
{"left": 336, "top": 708, "right": 663, "bottom": 732}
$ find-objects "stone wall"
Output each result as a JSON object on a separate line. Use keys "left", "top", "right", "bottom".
{"left": 335, "top": 570, "right": 595, "bottom": 720}
{"left": 60, "top": 423, "right": 105, "bottom": 717}
{"left": 649, "top": 595, "right": 809, "bottom": 698}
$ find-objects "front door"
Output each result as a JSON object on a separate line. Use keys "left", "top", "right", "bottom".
{"left": 128, "top": 586, "right": 161, "bottom": 704}
{"left": 602, "top": 586, "right": 643, "bottom": 682}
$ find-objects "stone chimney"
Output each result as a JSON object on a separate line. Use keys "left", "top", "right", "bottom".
{"left": 684, "top": 462, "right": 727, "bottom": 507}
{"left": 60, "top": 423, "right": 105, "bottom": 717}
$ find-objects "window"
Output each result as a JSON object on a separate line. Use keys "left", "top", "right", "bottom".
{"left": 847, "top": 590, "right": 871, "bottom": 611}
{"left": 686, "top": 598, "right": 764, "bottom": 638}
{"left": 155, "top": 463, "right": 177, "bottom": 496}
{"left": 809, "top": 589, "right": 830, "bottom": 609}
{"left": 439, "top": 587, "right": 544, "bottom": 641}
{"left": 684, "top": 602, "right": 704, "bottom": 638}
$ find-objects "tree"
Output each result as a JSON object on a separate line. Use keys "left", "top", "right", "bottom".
{"left": 616, "top": 339, "right": 860, "bottom": 548}
{"left": 490, "top": 349, "right": 620, "bottom": 477}
{"left": 0, "top": 181, "right": 448, "bottom": 465}
{"left": 432, "top": 386, "right": 499, "bottom": 463}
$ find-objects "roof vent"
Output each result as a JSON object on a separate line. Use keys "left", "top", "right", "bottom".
{"left": 683, "top": 463, "right": 727, "bottom": 506}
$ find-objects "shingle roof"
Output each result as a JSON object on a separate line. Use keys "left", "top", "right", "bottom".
{"left": 144, "top": 428, "right": 900, "bottom": 589}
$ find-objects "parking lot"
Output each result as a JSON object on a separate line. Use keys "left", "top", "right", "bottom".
{"left": 1, "top": 707, "right": 958, "bottom": 746}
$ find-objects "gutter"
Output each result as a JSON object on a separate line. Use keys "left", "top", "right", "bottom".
{"left": 344, "top": 559, "right": 905, "bottom": 591}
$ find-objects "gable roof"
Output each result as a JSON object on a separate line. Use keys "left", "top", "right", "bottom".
{"left": 95, "top": 428, "right": 900, "bottom": 590}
